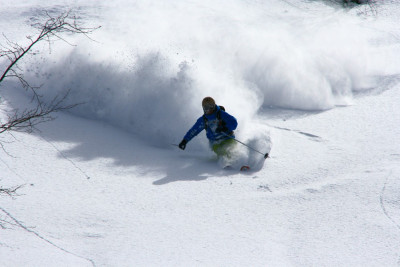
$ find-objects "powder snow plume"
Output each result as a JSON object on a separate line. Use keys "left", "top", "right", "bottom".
{"left": 9, "top": 0, "right": 400, "bottom": 146}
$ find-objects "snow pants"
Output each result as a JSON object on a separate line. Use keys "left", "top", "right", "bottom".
{"left": 211, "top": 138, "right": 236, "bottom": 158}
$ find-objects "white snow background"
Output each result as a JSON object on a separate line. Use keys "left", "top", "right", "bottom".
{"left": 1, "top": 0, "right": 400, "bottom": 266}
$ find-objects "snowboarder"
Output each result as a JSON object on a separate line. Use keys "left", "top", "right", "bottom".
{"left": 178, "top": 97, "right": 238, "bottom": 158}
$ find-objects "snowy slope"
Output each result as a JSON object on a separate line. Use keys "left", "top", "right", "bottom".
{"left": 1, "top": 0, "right": 400, "bottom": 266}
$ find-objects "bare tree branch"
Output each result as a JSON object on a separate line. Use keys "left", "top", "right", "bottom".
{"left": 0, "top": 9, "right": 99, "bottom": 135}
{"left": 0, "top": 184, "right": 24, "bottom": 228}
{"left": 0, "top": 10, "right": 98, "bottom": 202}
{"left": 0, "top": 89, "right": 80, "bottom": 134}
{"left": 0, "top": 9, "right": 100, "bottom": 85}
{"left": 0, "top": 185, "right": 23, "bottom": 198}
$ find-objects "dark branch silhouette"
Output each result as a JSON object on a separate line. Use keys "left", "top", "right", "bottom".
{"left": 0, "top": 10, "right": 99, "bottom": 135}
{"left": 0, "top": 10, "right": 99, "bottom": 207}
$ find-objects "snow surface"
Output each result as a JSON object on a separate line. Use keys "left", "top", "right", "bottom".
{"left": 1, "top": 0, "right": 400, "bottom": 266}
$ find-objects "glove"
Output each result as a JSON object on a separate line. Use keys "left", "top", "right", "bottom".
{"left": 178, "top": 139, "right": 187, "bottom": 150}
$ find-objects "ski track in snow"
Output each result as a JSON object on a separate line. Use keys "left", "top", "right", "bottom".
{"left": 379, "top": 171, "right": 400, "bottom": 266}
{"left": 380, "top": 171, "right": 400, "bottom": 231}
{"left": 267, "top": 124, "right": 324, "bottom": 142}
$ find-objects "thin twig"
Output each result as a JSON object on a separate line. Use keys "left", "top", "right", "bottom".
{"left": 0, "top": 10, "right": 99, "bottom": 135}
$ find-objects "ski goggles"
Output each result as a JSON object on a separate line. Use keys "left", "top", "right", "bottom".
{"left": 203, "top": 103, "right": 215, "bottom": 113}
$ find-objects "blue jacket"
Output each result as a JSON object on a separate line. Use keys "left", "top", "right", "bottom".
{"left": 183, "top": 105, "right": 238, "bottom": 144}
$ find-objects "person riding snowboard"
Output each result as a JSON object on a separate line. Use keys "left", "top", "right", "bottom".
{"left": 178, "top": 97, "right": 238, "bottom": 158}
